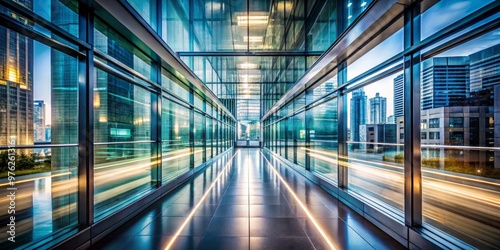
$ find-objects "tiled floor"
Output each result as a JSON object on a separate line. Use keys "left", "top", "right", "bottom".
{"left": 92, "top": 149, "right": 405, "bottom": 250}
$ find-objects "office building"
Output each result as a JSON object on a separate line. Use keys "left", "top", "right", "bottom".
{"left": 34, "top": 100, "right": 46, "bottom": 142}
{"left": 0, "top": 2, "right": 34, "bottom": 147}
{"left": 369, "top": 92, "right": 387, "bottom": 124}
{"left": 421, "top": 57, "right": 469, "bottom": 110}
{"left": 349, "top": 88, "right": 367, "bottom": 149}
{"left": 393, "top": 73, "right": 404, "bottom": 118}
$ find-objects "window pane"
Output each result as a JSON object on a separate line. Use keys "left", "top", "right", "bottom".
{"left": 94, "top": 143, "right": 153, "bottom": 220}
{"left": 347, "top": 70, "right": 404, "bottom": 212}
{"left": 420, "top": 29, "right": 500, "bottom": 248}
{"left": 194, "top": 111, "right": 204, "bottom": 167}
{"left": 310, "top": 98, "right": 338, "bottom": 182}
{"left": 161, "top": 99, "right": 191, "bottom": 182}
{"left": 94, "top": 69, "right": 151, "bottom": 143}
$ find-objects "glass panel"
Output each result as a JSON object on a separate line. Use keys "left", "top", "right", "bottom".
{"left": 126, "top": 0, "right": 157, "bottom": 31}
{"left": 295, "top": 111, "right": 306, "bottom": 166}
{"left": 194, "top": 94, "right": 203, "bottom": 111}
{"left": 347, "top": 70, "right": 404, "bottom": 212}
{"left": 310, "top": 98, "right": 338, "bottom": 182}
{"left": 421, "top": 0, "right": 494, "bottom": 40}
{"left": 194, "top": 111, "right": 204, "bottom": 167}
{"left": 420, "top": 29, "right": 500, "bottom": 249}
{"left": 0, "top": 147, "right": 78, "bottom": 248}
{"left": 94, "top": 143, "right": 153, "bottom": 220}
{"left": 161, "top": 69, "right": 190, "bottom": 102}
{"left": 0, "top": 22, "right": 79, "bottom": 249}
{"left": 94, "top": 19, "right": 153, "bottom": 81}
{"left": 161, "top": 98, "right": 191, "bottom": 182}
{"left": 94, "top": 69, "right": 151, "bottom": 143}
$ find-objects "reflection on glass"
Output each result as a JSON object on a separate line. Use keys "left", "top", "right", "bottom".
{"left": 194, "top": 112, "right": 205, "bottom": 167}
{"left": 94, "top": 143, "right": 153, "bottom": 220}
{"left": 94, "top": 69, "right": 151, "bottom": 143}
{"left": 295, "top": 111, "right": 306, "bottom": 166}
{"left": 347, "top": 72, "right": 404, "bottom": 211}
{"left": 309, "top": 98, "right": 338, "bottom": 182}
{"left": 0, "top": 147, "right": 78, "bottom": 248}
{"left": 162, "top": 99, "right": 191, "bottom": 182}
{"left": 420, "top": 29, "right": 500, "bottom": 248}
{"left": 206, "top": 117, "right": 213, "bottom": 160}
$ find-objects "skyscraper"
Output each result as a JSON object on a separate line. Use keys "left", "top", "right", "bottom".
{"left": 421, "top": 57, "right": 469, "bottom": 110}
{"left": 34, "top": 100, "right": 46, "bottom": 142}
{"left": 51, "top": 1, "right": 79, "bottom": 230}
{"left": 393, "top": 74, "right": 403, "bottom": 119}
{"left": 369, "top": 92, "right": 387, "bottom": 124}
{"left": 468, "top": 44, "right": 500, "bottom": 169}
{"left": 350, "top": 88, "right": 367, "bottom": 148}
{"left": 0, "top": 2, "right": 34, "bottom": 147}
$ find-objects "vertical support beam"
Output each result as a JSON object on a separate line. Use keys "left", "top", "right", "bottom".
{"left": 403, "top": 2, "right": 422, "bottom": 227}
{"left": 337, "top": 61, "right": 348, "bottom": 188}
{"left": 150, "top": 89, "right": 161, "bottom": 187}
{"left": 283, "top": 118, "right": 290, "bottom": 158}
{"left": 189, "top": 91, "right": 195, "bottom": 169}
{"left": 202, "top": 101, "right": 207, "bottom": 162}
{"left": 305, "top": 89, "right": 313, "bottom": 171}
{"left": 78, "top": 1, "right": 94, "bottom": 227}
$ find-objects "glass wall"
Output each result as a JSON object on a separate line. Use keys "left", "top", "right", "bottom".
{"left": 309, "top": 98, "right": 339, "bottom": 182}
{"left": 0, "top": 1, "right": 235, "bottom": 248}
{"left": 419, "top": 2, "right": 500, "bottom": 246}
{"left": 263, "top": 0, "right": 500, "bottom": 248}
{"left": 0, "top": 2, "right": 80, "bottom": 246}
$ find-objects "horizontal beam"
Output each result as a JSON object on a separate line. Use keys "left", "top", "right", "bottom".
{"left": 177, "top": 51, "right": 324, "bottom": 57}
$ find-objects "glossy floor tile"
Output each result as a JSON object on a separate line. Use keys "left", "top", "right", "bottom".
{"left": 92, "top": 149, "right": 405, "bottom": 250}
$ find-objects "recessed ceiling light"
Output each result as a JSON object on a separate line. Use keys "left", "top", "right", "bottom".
{"left": 237, "top": 63, "right": 260, "bottom": 69}
{"left": 237, "top": 14, "right": 268, "bottom": 26}
{"left": 244, "top": 36, "right": 263, "bottom": 43}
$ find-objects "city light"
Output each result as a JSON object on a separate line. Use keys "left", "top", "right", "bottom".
{"left": 243, "top": 36, "right": 263, "bottom": 43}
{"left": 237, "top": 14, "right": 268, "bottom": 26}
{"left": 237, "top": 63, "right": 259, "bottom": 69}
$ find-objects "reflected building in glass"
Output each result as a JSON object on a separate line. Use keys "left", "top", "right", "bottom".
{"left": 34, "top": 100, "right": 46, "bottom": 142}
{"left": 369, "top": 92, "right": 387, "bottom": 124}
{"left": 349, "top": 88, "right": 367, "bottom": 149}
{"left": 0, "top": 3, "right": 34, "bottom": 147}
{"left": 421, "top": 57, "right": 469, "bottom": 110}
{"left": 393, "top": 74, "right": 404, "bottom": 120}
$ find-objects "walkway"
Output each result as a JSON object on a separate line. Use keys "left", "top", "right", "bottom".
{"left": 93, "top": 148, "right": 404, "bottom": 250}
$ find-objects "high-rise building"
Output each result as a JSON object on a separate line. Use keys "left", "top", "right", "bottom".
{"left": 369, "top": 92, "right": 387, "bottom": 124}
{"left": 50, "top": 1, "right": 79, "bottom": 230}
{"left": 468, "top": 44, "right": 500, "bottom": 169}
{"left": 34, "top": 100, "right": 46, "bottom": 142}
{"left": 393, "top": 74, "right": 404, "bottom": 118}
{"left": 350, "top": 88, "right": 367, "bottom": 148}
{"left": 0, "top": 2, "right": 34, "bottom": 147}
{"left": 387, "top": 115, "right": 395, "bottom": 124}
{"left": 421, "top": 57, "right": 469, "bottom": 110}
{"left": 45, "top": 124, "right": 51, "bottom": 142}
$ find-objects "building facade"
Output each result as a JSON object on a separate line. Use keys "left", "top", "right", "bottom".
{"left": 369, "top": 92, "right": 387, "bottom": 124}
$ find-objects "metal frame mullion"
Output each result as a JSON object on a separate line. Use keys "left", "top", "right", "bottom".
{"left": 151, "top": 62, "right": 161, "bottom": 187}
{"left": 77, "top": 1, "right": 94, "bottom": 227}
{"left": 189, "top": 90, "right": 195, "bottom": 168}
{"left": 403, "top": 2, "right": 422, "bottom": 227}
{"left": 304, "top": 88, "right": 313, "bottom": 171}
{"left": 337, "top": 61, "right": 348, "bottom": 188}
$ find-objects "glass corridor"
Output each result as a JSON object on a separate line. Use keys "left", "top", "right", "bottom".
{"left": 93, "top": 148, "right": 404, "bottom": 250}
{"left": 1, "top": 0, "right": 500, "bottom": 249}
